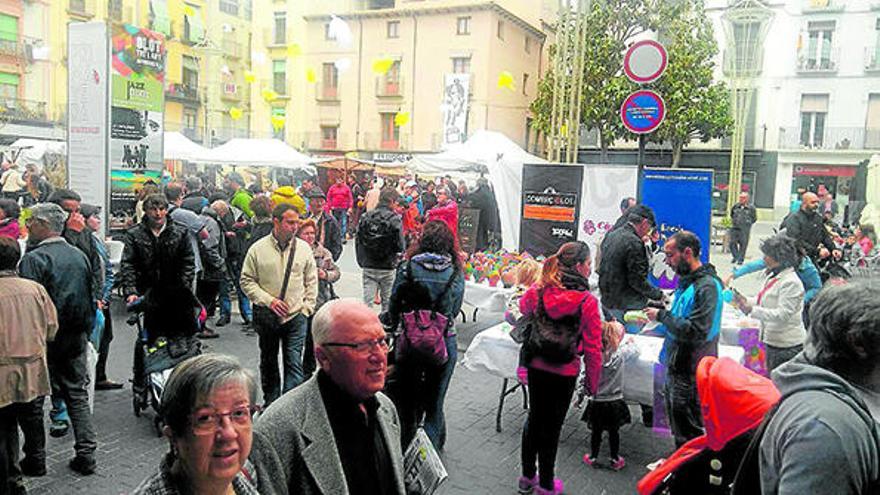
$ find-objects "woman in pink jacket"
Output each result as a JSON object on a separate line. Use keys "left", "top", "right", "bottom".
{"left": 0, "top": 199, "right": 21, "bottom": 239}
{"left": 517, "top": 241, "right": 602, "bottom": 495}
{"left": 426, "top": 186, "right": 458, "bottom": 241}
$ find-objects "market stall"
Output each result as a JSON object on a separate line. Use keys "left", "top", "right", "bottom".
{"left": 163, "top": 131, "right": 209, "bottom": 162}
{"left": 189, "top": 138, "right": 322, "bottom": 176}
{"left": 463, "top": 305, "right": 751, "bottom": 432}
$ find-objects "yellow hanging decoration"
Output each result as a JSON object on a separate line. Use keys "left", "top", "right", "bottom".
{"left": 286, "top": 43, "right": 302, "bottom": 58}
{"left": 560, "top": 123, "right": 568, "bottom": 137}
{"left": 394, "top": 112, "right": 410, "bottom": 127}
{"left": 183, "top": 5, "right": 195, "bottom": 16}
{"left": 261, "top": 88, "right": 278, "bottom": 102}
{"left": 305, "top": 67, "right": 317, "bottom": 83}
{"left": 271, "top": 115, "right": 286, "bottom": 130}
{"left": 229, "top": 107, "right": 243, "bottom": 120}
{"left": 371, "top": 58, "right": 394, "bottom": 75}
{"left": 497, "top": 71, "right": 515, "bottom": 91}
{"left": 244, "top": 70, "right": 256, "bottom": 83}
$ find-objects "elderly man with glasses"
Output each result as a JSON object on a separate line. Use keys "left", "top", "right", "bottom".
{"left": 251, "top": 298, "right": 406, "bottom": 495}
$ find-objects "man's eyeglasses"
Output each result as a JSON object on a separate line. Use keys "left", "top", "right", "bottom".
{"left": 322, "top": 335, "right": 391, "bottom": 353}
{"left": 190, "top": 404, "right": 260, "bottom": 435}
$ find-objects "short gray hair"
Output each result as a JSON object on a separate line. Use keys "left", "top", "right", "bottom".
{"left": 805, "top": 281, "right": 880, "bottom": 378}
{"left": 30, "top": 203, "right": 67, "bottom": 234}
{"left": 312, "top": 298, "right": 367, "bottom": 347}
{"left": 160, "top": 353, "right": 257, "bottom": 437}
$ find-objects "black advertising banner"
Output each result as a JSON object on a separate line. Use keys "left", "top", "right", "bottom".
{"left": 458, "top": 208, "right": 481, "bottom": 255}
{"left": 519, "top": 163, "right": 584, "bottom": 257}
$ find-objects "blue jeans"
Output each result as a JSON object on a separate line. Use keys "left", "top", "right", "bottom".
{"left": 219, "top": 268, "right": 252, "bottom": 322}
{"left": 332, "top": 209, "right": 347, "bottom": 238}
{"left": 607, "top": 308, "right": 647, "bottom": 334}
{"left": 393, "top": 334, "right": 458, "bottom": 450}
{"left": 256, "top": 313, "right": 307, "bottom": 406}
{"left": 50, "top": 397, "right": 68, "bottom": 423}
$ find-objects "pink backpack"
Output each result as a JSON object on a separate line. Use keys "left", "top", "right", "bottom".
{"left": 396, "top": 263, "right": 458, "bottom": 366}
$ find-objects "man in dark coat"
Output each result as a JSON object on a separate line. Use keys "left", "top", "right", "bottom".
{"left": 19, "top": 203, "right": 98, "bottom": 475}
{"left": 468, "top": 178, "right": 501, "bottom": 251}
{"left": 47, "top": 189, "right": 102, "bottom": 303}
{"left": 781, "top": 192, "right": 839, "bottom": 264}
{"left": 729, "top": 191, "right": 757, "bottom": 265}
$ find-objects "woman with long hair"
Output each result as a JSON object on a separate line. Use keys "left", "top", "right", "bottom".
{"left": 517, "top": 241, "right": 603, "bottom": 495}
{"left": 386, "top": 220, "right": 464, "bottom": 451}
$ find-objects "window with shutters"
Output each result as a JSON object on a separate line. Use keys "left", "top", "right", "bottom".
{"left": 799, "top": 94, "right": 829, "bottom": 147}
{"left": 273, "top": 60, "right": 286, "bottom": 95}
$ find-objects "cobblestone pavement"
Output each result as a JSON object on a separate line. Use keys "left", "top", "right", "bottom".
{"left": 23, "top": 223, "right": 772, "bottom": 494}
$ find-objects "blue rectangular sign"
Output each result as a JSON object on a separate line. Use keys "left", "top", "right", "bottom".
{"left": 640, "top": 168, "right": 714, "bottom": 288}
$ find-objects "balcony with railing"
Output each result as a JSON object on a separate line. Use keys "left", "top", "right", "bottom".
{"left": 68, "top": 0, "right": 96, "bottom": 17}
{"left": 316, "top": 81, "right": 340, "bottom": 102}
{"left": 181, "top": 127, "right": 202, "bottom": 143}
{"left": 166, "top": 83, "right": 200, "bottom": 103}
{"left": 0, "top": 39, "right": 24, "bottom": 60}
{"left": 802, "top": 0, "right": 845, "bottom": 13}
{"left": 375, "top": 76, "right": 404, "bottom": 98}
{"left": 866, "top": 46, "right": 880, "bottom": 72}
{"left": 222, "top": 39, "right": 242, "bottom": 59}
{"left": 212, "top": 126, "right": 250, "bottom": 144}
{"left": 362, "top": 132, "right": 409, "bottom": 151}
{"left": 0, "top": 98, "right": 50, "bottom": 125}
{"left": 778, "top": 126, "right": 880, "bottom": 150}
{"left": 796, "top": 46, "right": 839, "bottom": 74}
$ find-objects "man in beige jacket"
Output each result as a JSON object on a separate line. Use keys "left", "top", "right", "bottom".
{"left": 241, "top": 203, "right": 318, "bottom": 406}
{"left": 0, "top": 237, "right": 58, "bottom": 491}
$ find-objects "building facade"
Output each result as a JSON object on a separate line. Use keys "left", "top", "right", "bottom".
{"left": 707, "top": 0, "right": 880, "bottom": 217}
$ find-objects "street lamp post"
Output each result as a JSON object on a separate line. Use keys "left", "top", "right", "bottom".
{"left": 722, "top": 0, "right": 773, "bottom": 217}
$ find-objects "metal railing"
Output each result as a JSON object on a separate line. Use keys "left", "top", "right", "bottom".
{"left": 166, "top": 83, "right": 200, "bottom": 102}
{"left": 0, "top": 39, "right": 23, "bottom": 59}
{"left": 375, "top": 76, "right": 404, "bottom": 97}
{"left": 317, "top": 81, "right": 340, "bottom": 102}
{"left": 212, "top": 126, "right": 250, "bottom": 144}
{"left": 796, "top": 46, "right": 839, "bottom": 73}
{"left": 778, "top": 126, "right": 880, "bottom": 150}
{"left": 222, "top": 39, "right": 242, "bottom": 59}
{"left": 0, "top": 98, "right": 50, "bottom": 124}
{"left": 362, "top": 132, "right": 409, "bottom": 151}
{"left": 722, "top": 48, "right": 764, "bottom": 77}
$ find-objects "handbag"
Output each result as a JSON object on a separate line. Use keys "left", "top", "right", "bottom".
{"left": 253, "top": 239, "right": 297, "bottom": 330}
{"left": 396, "top": 262, "right": 457, "bottom": 366}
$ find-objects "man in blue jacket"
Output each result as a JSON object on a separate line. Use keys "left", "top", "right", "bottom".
{"left": 643, "top": 231, "right": 722, "bottom": 447}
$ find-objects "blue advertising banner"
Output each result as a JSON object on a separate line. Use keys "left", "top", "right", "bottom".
{"left": 640, "top": 168, "right": 714, "bottom": 289}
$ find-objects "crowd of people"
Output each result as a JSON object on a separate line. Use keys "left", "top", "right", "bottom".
{"left": 0, "top": 168, "right": 878, "bottom": 495}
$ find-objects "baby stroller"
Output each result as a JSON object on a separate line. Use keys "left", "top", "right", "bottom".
{"left": 637, "top": 356, "right": 780, "bottom": 495}
{"left": 128, "top": 295, "right": 203, "bottom": 436}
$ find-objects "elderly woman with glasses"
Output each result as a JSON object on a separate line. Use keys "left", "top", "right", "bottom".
{"left": 133, "top": 354, "right": 261, "bottom": 495}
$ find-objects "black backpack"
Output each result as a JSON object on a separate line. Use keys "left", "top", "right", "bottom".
{"left": 524, "top": 288, "right": 584, "bottom": 364}
{"left": 731, "top": 387, "right": 880, "bottom": 495}
{"left": 359, "top": 210, "right": 398, "bottom": 253}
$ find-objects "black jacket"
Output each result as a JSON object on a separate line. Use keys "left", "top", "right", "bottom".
{"left": 467, "top": 185, "right": 501, "bottom": 251}
{"left": 598, "top": 223, "right": 663, "bottom": 310}
{"left": 19, "top": 238, "right": 95, "bottom": 350}
{"left": 119, "top": 220, "right": 196, "bottom": 299}
{"left": 62, "top": 226, "right": 103, "bottom": 302}
{"left": 730, "top": 203, "right": 757, "bottom": 230}
{"left": 309, "top": 212, "right": 343, "bottom": 261}
{"left": 198, "top": 208, "right": 227, "bottom": 282}
{"left": 782, "top": 209, "right": 835, "bottom": 261}
{"left": 656, "top": 264, "right": 722, "bottom": 376}
{"left": 356, "top": 206, "right": 404, "bottom": 270}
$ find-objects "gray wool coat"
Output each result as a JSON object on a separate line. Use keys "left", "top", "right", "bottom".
{"left": 249, "top": 375, "right": 406, "bottom": 495}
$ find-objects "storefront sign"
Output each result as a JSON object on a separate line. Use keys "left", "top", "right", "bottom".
{"left": 793, "top": 165, "right": 856, "bottom": 177}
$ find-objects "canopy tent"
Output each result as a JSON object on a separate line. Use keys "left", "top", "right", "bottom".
{"left": 163, "top": 131, "right": 210, "bottom": 161}
{"left": 8, "top": 138, "right": 66, "bottom": 169}
{"left": 403, "top": 130, "right": 547, "bottom": 251}
{"left": 190, "top": 138, "right": 322, "bottom": 175}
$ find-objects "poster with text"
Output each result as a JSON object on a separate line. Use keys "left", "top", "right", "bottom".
{"left": 578, "top": 164, "right": 639, "bottom": 254}
{"left": 109, "top": 24, "right": 165, "bottom": 231}
{"left": 441, "top": 73, "right": 470, "bottom": 149}
{"left": 519, "top": 163, "right": 584, "bottom": 257}
{"left": 640, "top": 168, "right": 714, "bottom": 289}
{"left": 67, "top": 22, "right": 109, "bottom": 233}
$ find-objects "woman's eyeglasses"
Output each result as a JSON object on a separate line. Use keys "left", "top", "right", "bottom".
{"left": 190, "top": 405, "right": 260, "bottom": 435}
{"left": 322, "top": 335, "right": 391, "bottom": 353}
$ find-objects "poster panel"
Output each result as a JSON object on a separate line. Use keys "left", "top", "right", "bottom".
{"left": 67, "top": 22, "right": 109, "bottom": 232}
{"left": 441, "top": 73, "right": 470, "bottom": 149}
{"left": 519, "top": 163, "right": 584, "bottom": 257}
{"left": 458, "top": 208, "right": 481, "bottom": 255}
{"left": 109, "top": 24, "right": 166, "bottom": 231}
{"left": 578, "top": 164, "right": 639, "bottom": 254}
{"left": 640, "top": 168, "right": 714, "bottom": 289}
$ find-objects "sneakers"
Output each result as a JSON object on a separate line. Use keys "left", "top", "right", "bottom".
{"left": 215, "top": 315, "right": 231, "bottom": 327}
{"left": 95, "top": 379, "right": 124, "bottom": 390}
{"left": 517, "top": 475, "right": 537, "bottom": 494}
{"left": 68, "top": 456, "right": 96, "bottom": 475}
{"left": 534, "top": 479, "right": 564, "bottom": 495}
{"left": 49, "top": 419, "right": 69, "bottom": 438}
{"left": 583, "top": 454, "right": 598, "bottom": 468}
{"left": 610, "top": 456, "right": 626, "bottom": 471}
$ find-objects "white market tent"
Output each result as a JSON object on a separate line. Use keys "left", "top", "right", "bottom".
{"left": 190, "top": 138, "right": 322, "bottom": 175}
{"left": 163, "top": 131, "right": 210, "bottom": 161}
{"left": 9, "top": 138, "right": 66, "bottom": 169}
{"left": 404, "top": 130, "right": 547, "bottom": 251}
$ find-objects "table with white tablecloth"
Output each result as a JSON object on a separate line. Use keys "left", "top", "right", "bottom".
{"left": 463, "top": 323, "right": 745, "bottom": 431}
{"left": 461, "top": 281, "right": 515, "bottom": 322}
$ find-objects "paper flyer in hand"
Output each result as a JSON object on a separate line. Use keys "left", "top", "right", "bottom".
{"left": 403, "top": 428, "right": 448, "bottom": 495}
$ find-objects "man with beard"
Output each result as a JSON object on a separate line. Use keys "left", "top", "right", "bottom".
{"left": 782, "top": 192, "right": 839, "bottom": 265}
{"left": 642, "top": 231, "right": 723, "bottom": 447}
